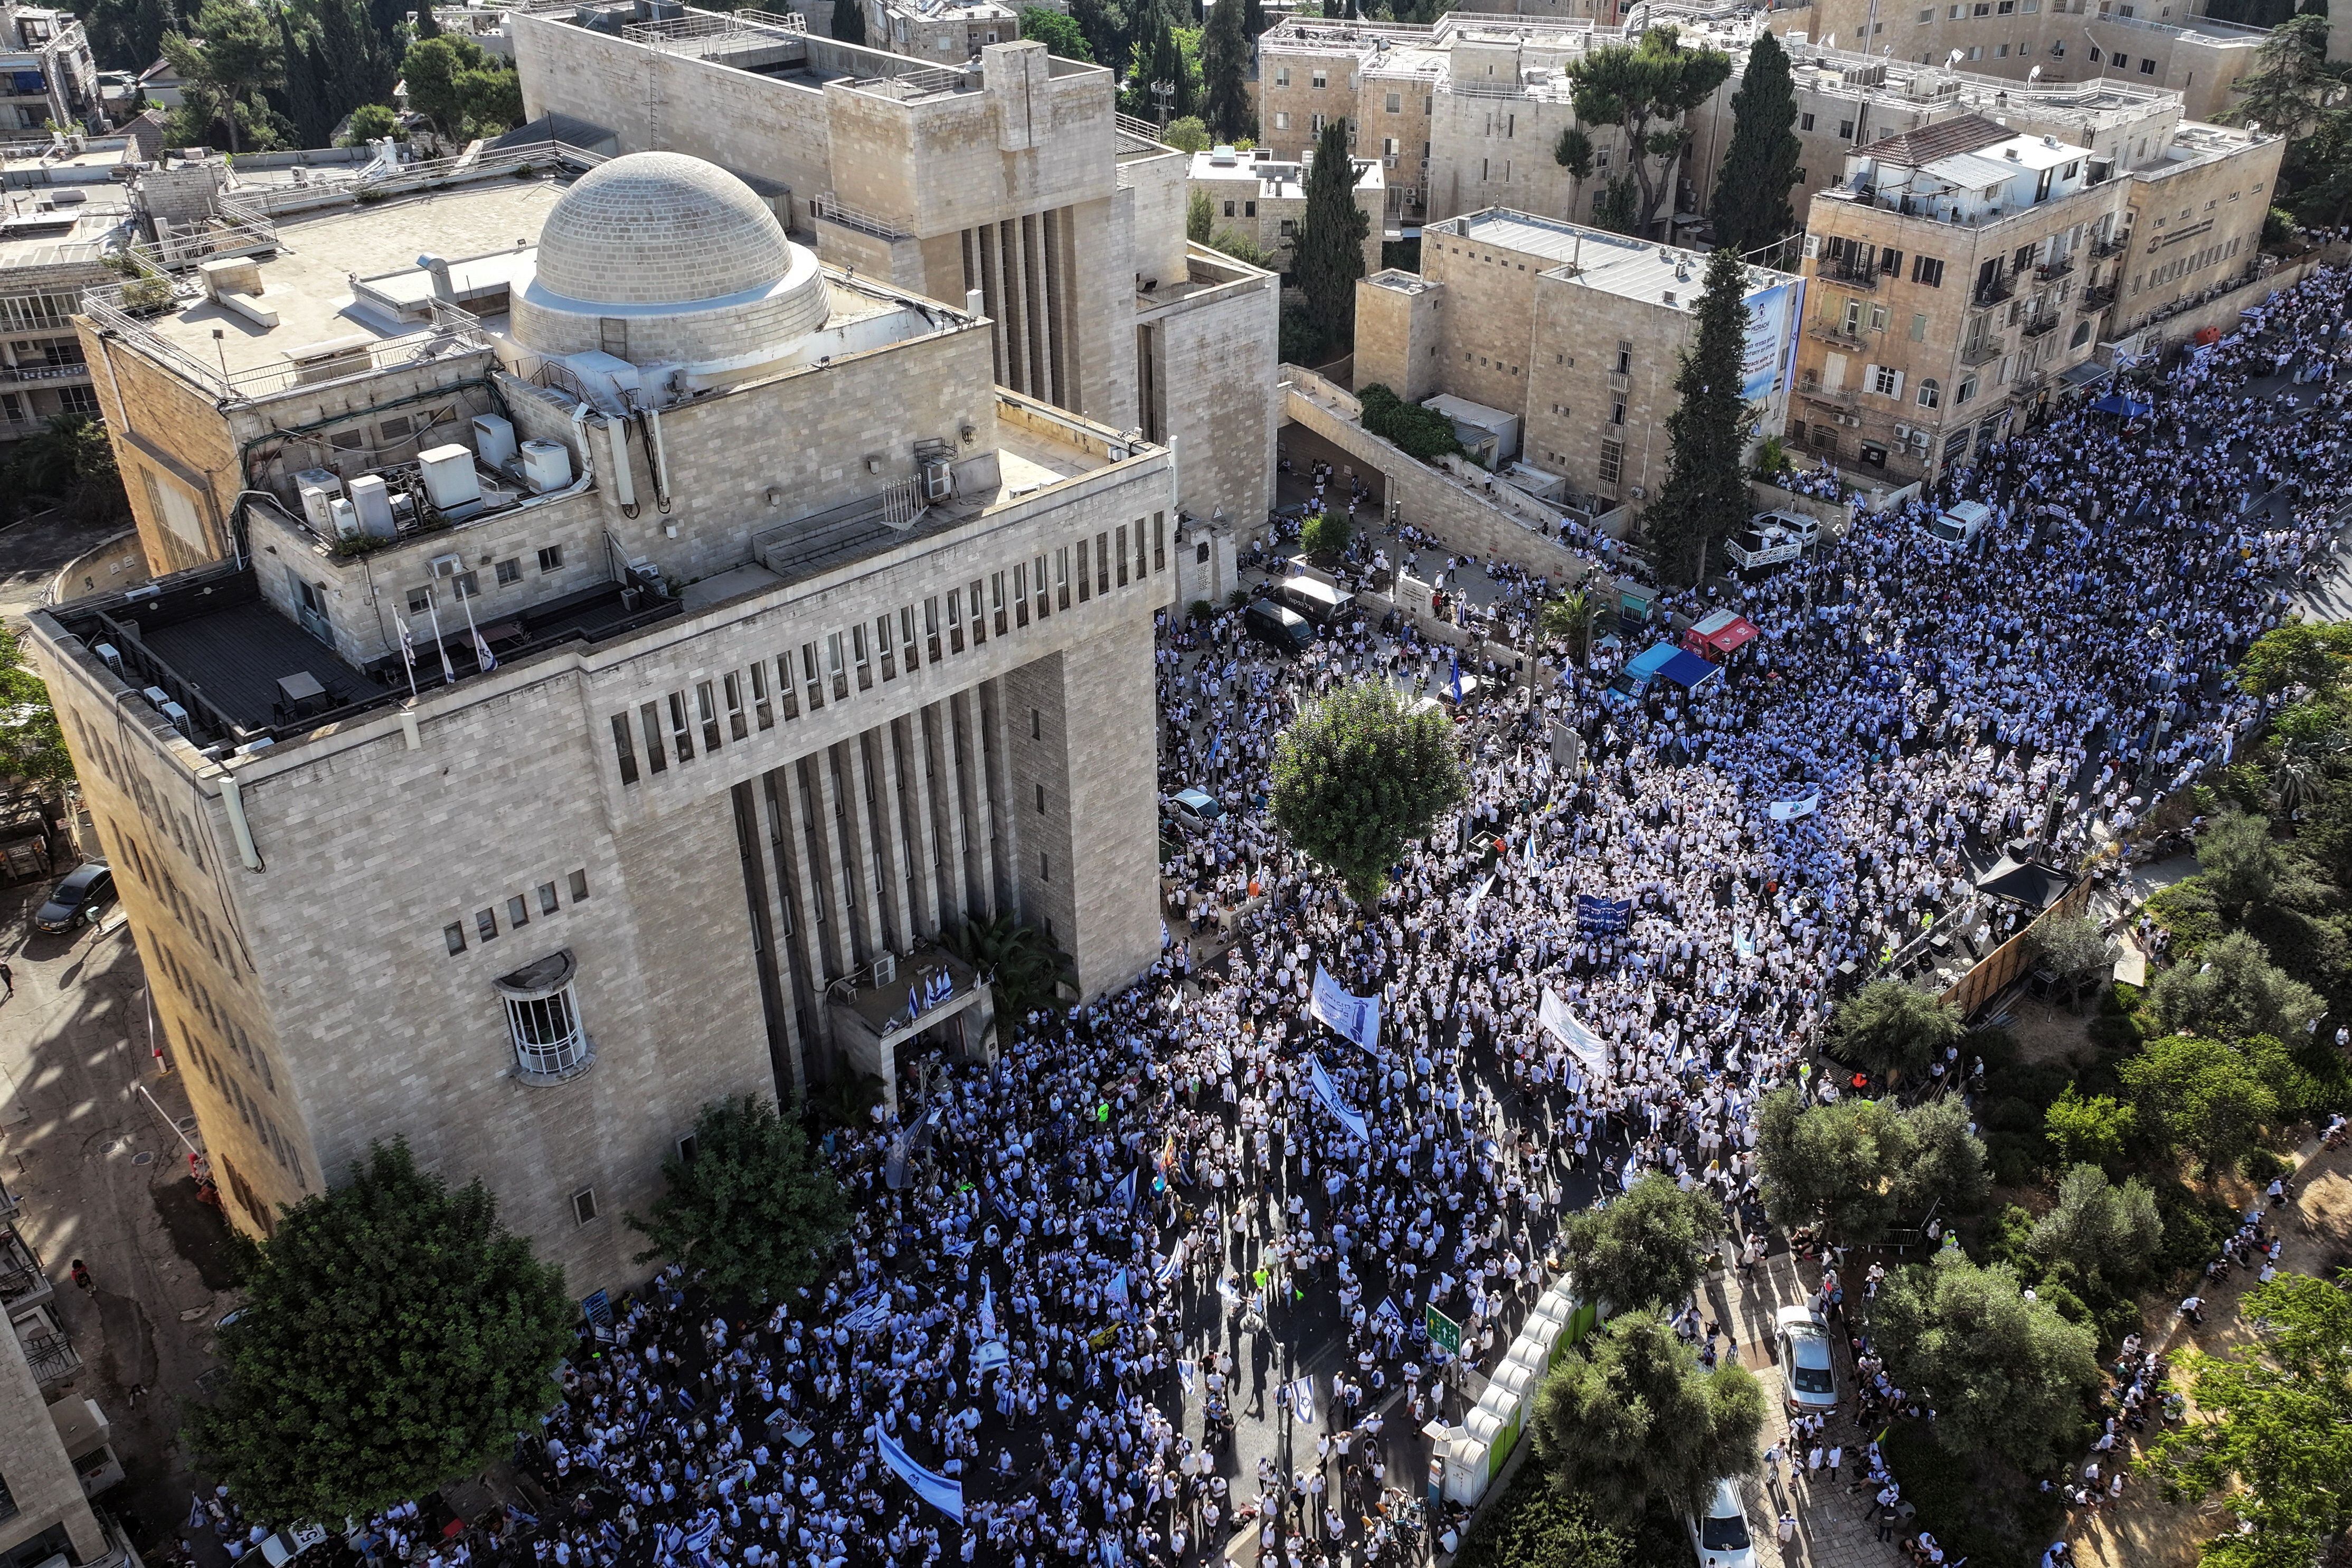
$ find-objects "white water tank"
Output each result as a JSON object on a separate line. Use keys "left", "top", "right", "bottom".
{"left": 417, "top": 444, "right": 482, "bottom": 511}
{"left": 347, "top": 474, "right": 397, "bottom": 540}
{"left": 471, "top": 413, "right": 517, "bottom": 473}
{"left": 327, "top": 496, "right": 362, "bottom": 540}
{"left": 294, "top": 468, "right": 343, "bottom": 531}
{"left": 519, "top": 439, "right": 572, "bottom": 494}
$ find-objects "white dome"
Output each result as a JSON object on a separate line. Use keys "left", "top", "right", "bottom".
{"left": 535, "top": 152, "right": 794, "bottom": 306}
{"left": 512, "top": 152, "right": 829, "bottom": 379}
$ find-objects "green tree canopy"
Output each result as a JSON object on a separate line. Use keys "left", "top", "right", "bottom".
{"left": 2197, "top": 810, "right": 2283, "bottom": 913}
{"left": 2028, "top": 1163, "right": 2164, "bottom": 1290}
{"left": 626, "top": 1095, "right": 849, "bottom": 1298}
{"left": 1755, "top": 1088, "right": 1987, "bottom": 1243}
{"left": 1707, "top": 32, "right": 1800, "bottom": 253}
{"left": 2042, "top": 1085, "right": 2135, "bottom": 1169}
{"left": 1561, "top": 1170, "right": 1720, "bottom": 1312}
{"left": 2031, "top": 913, "right": 2117, "bottom": 987}
{"left": 1017, "top": 5, "right": 1092, "bottom": 59}
{"left": 401, "top": 35, "right": 519, "bottom": 139}
{"left": 1530, "top": 1309, "right": 1765, "bottom": 1521}
{"left": 341, "top": 101, "right": 403, "bottom": 145}
{"left": 2145, "top": 1269, "right": 2352, "bottom": 1568}
{"left": 1827, "top": 979, "right": 1964, "bottom": 1084}
{"left": 160, "top": 0, "right": 285, "bottom": 152}
{"left": 1185, "top": 185, "right": 1213, "bottom": 241}
{"left": 1645, "top": 247, "right": 1754, "bottom": 584}
{"left": 1270, "top": 678, "right": 1466, "bottom": 904}
{"left": 1164, "top": 115, "right": 1211, "bottom": 154}
{"left": 1301, "top": 511, "right": 1350, "bottom": 561}
{"left": 1874, "top": 1250, "right": 2102, "bottom": 1470}
{"left": 830, "top": 0, "right": 866, "bottom": 44}
{"left": 1561, "top": 26, "right": 1731, "bottom": 236}
{"left": 1198, "top": 0, "right": 1250, "bottom": 141}
{"left": 3, "top": 412, "right": 128, "bottom": 528}
{"left": 2119, "top": 1031, "right": 2284, "bottom": 1172}
{"left": 1358, "top": 383, "right": 1462, "bottom": 461}
{"left": 2222, "top": 14, "right": 2334, "bottom": 140}
{"left": 0, "top": 624, "right": 72, "bottom": 788}
{"left": 2237, "top": 618, "right": 2352, "bottom": 697}
{"left": 1539, "top": 588, "right": 1599, "bottom": 665}
{"left": 2148, "top": 929, "right": 2323, "bottom": 1042}
{"left": 184, "top": 1140, "right": 572, "bottom": 1521}
{"left": 1296, "top": 117, "right": 1369, "bottom": 352}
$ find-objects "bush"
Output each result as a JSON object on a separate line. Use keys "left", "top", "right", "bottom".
{"left": 2146, "top": 877, "right": 2225, "bottom": 957}
{"left": 2263, "top": 204, "right": 2296, "bottom": 248}
{"left": 1301, "top": 510, "right": 1351, "bottom": 561}
{"left": 1359, "top": 382, "right": 1465, "bottom": 462}
{"left": 2151, "top": 1176, "right": 2237, "bottom": 1282}
{"left": 1452, "top": 1461, "right": 1634, "bottom": 1568}
{"left": 1188, "top": 599, "right": 1213, "bottom": 622}
{"left": 2244, "top": 1147, "right": 2290, "bottom": 1184}
{"left": 2087, "top": 1013, "right": 2141, "bottom": 1052}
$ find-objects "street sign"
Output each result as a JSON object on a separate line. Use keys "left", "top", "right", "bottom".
{"left": 1425, "top": 1306, "right": 1461, "bottom": 1355}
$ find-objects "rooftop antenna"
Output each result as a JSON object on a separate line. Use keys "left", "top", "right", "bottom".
{"left": 1150, "top": 78, "right": 1175, "bottom": 130}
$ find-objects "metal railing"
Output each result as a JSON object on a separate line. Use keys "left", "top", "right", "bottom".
{"left": 2093, "top": 234, "right": 2129, "bottom": 258}
{"left": 1960, "top": 338, "right": 2005, "bottom": 366}
{"left": 1805, "top": 319, "right": 1869, "bottom": 350}
{"left": 82, "top": 289, "right": 494, "bottom": 402}
{"left": 1820, "top": 262, "right": 1878, "bottom": 290}
{"left": 2022, "top": 314, "right": 2060, "bottom": 338}
{"left": 808, "top": 193, "right": 913, "bottom": 242}
{"left": 2079, "top": 284, "right": 2117, "bottom": 311}
{"left": 620, "top": 6, "right": 805, "bottom": 57}
{"left": 21, "top": 1331, "right": 78, "bottom": 1386}
{"left": 0, "top": 361, "right": 89, "bottom": 384}
{"left": 1971, "top": 273, "right": 2016, "bottom": 307}
{"left": 2035, "top": 254, "right": 2075, "bottom": 281}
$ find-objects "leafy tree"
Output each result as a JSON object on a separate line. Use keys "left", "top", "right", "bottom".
{"left": 1873, "top": 1250, "right": 2102, "bottom": 1470}
{"left": 161, "top": 0, "right": 285, "bottom": 152}
{"left": 314, "top": 0, "right": 395, "bottom": 131}
{"left": 1017, "top": 4, "right": 1091, "bottom": 58}
{"left": 1452, "top": 1467, "right": 1634, "bottom": 1568}
{"left": 401, "top": 35, "right": 519, "bottom": 139}
{"left": 1827, "top": 979, "right": 1963, "bottom": 1085}
{"left": 1707, "top": 32, "right": 1800, "bottom": 253}
{"left": 4, "top": 413, "right": 129, "bottom": 528}
{"left": 830, "top": 0, "right": 866, "bottom": 45}
{"left": 1553, "top": 125, "right": 1593, "bottom": 223}
{"left": 2236, "top": 619, "right": 2352, "bottom": 697}
{"left": 1296, "top": 117, "right": 1369, "bottom": 352}
{"left": 2148, "top": 929, "right": 2323, "bottom": 1042}
{"left": 2043, "top": 1085, "right": 2136, "bottom": 1168}
{"left": 1164, "top": 115, "right": 1211, "bottom": 154}
{"left": 1561, "top": 1170, "right": 1719, "bottom": 1311}
{"left": 1645, "top": 247, "right": 1753, "bottom": 585}
{"left": 1530, "top": 1309, "right": 1764, "bottom": 1522}
{"left": 0, "top": 625, "right": 73, "bottom": 788}
{"left": 1539, "top": 588, "right": 1599, "bottom": 665}
{"left": 1590, "top": 173, "right": 1640, "bottom": 236}
{"left": 1242, "top": 0, "right": 1264, "bottom": 37}
{"left": 1186, "top": 186, "right": 1213, "bottom": 242}
{"left": 2144, "top": 1268, "right": 2352, "bottom": 1568}
{"left": 1198, "top": 0, "right": 1249, "bottom": 141}
{"left": 1068, "top": 0, "right": 1128, "bottom": 80}
{"left": 1205, "top": 225, "right": 1271, "bottom": 268}
{"left": 1125, "top": 10, "right": 1192, "bottom": 122}
{"left": 1560, "top": 26, "right": 1731, "bottom": 237}
{"left": 2028, "top": 1164, "right": 2164, "bottom": 1290}
{"left": 1270, "top": 678, "right": 1466, "bottom": 905}
{"left": 940, "top": 913, "right": 1072, "bottom": 1019}
{"left": 2221, "top": 14, "right": 2334, "bottom": 141}
{"left": 1358, "top": 383, "right": 1462, "bottom": 461}
{"left": 81, "top": 0, "right": 182, "bottom": 74}
{"left": 2031, "top": 913, "right": 2115, "bottom": 993}
{"left": 277, "top": 4, "right": 333, "bottom": 148}
{"left": 2198, "top": 810, "right": 2283, "bottom": 913}
{"left": 626, "top": 1096, "right": 849, "bottom": 1297}
{"left": 2120, "top": 1032, "right": 2282, "bottom": 1173}
{"left": 412, "top": 1, "right": 440, "bottom": 37}
{"left": 1301, "top": 511, "right": 1350, "bottom": 561}
{"left": 341, "top": 101, "right": 403, "bottom": 144}
{"left": 1755, "top": 1088, "right": 1987, "bottom": 1243}
{"left": 184, "top": 1140, "right": 572, "bottom": 1521}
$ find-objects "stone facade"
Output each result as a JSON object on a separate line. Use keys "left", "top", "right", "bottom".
{"left": 2110, "top": 120, "right": 2281, "bottom": 339}
{"left": 0, "top": 1288, "right": 106, "bottom": 1568}
{"left": 1185, "top": 147, "right": 1385, "bottom": 276}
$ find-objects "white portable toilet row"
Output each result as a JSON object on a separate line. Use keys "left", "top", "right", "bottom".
{"left": 1437, "top": 1278, "right": 1601, "bottom": 1507}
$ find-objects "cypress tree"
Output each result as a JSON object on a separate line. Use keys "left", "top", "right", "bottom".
{"left": 1646, "top": 247, "right": 1754, "bottom": 586}
{"left": 1199, "top": 0, "right": 1248, "bottom": 141}
{"left": 412, "top": 2, "right": 440, "bottom": 36}
{"left": 830, "top": 0, "right": 867, "bottom": 43}
{"left": 1242, "top": 0, "right": 1263, "bottom": 39}
{"left": 316, "top": 0, "right": 393, "bottom": 120}
{"left": 1296, "top": 116, "right": 1369, "bottom": 352}
{"left": 1708, "top": 33, "right": 1802, "bottom": 254}
{"left": 277, "top": 4, "right": 331, "bottom": 146}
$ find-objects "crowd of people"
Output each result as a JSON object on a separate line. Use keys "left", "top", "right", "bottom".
{"left": 199, "top": 257, "right": 2352, "bottom": 1568}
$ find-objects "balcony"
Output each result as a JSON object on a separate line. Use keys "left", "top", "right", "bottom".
{"left": 1806, "top": 319, "right": 1870, "bottom": 351}
{"left": 1961, "top": 338, "right": 2006, "bottom": 367}
{"left": 22, "top": 1330, "right": 80, "bottom": 1390}
{"left": 2035, "top": 255, "right": 2075, "bottom": 281}
{"left": 2093, "top": 234, "right": 2129, "bottom": 259}
{"left": 1820, "top": 263, "right": 1879, "bottom": 291}
{"left": 1971, "top": 274, "right": 2016, "bottom": 308}
{"left": 0, "top": 1224, "right": 50, "bottom": 1313}
{"left": 0, "top": 362, "right": 91, "bottom": 385}
{"left": 2079, "top": 285, "right": 2117, "bottom": 312}
{"left": 2022, "top": 314, "right": 2061, "bottom": 339}
{"left": 1799, "top": 382, "right": 1860, "bottom": 408}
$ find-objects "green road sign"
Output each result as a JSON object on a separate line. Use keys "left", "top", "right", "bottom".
{"left": 1426, "top": 1306, "right": 1461, "bottom": 1354}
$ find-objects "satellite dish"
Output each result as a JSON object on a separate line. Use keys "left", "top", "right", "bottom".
{"left": 2028, "top": 63, "right": 2042, "bottom": 81}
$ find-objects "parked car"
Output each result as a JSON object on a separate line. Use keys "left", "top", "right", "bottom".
{"left": 32, "top": 862, "right": 113, "bottom": 934}
{"left": 1163, "top": 787, "right": 1223, "bottom": 837}
{"left": 258, "top": 1524, "right": 330, "bottom": 1568}
{"left": 1243, "top": 599, "right": 1313, "bottom": 654}
{"left": 1775, "top": 1303, "right": 1839, "bottom": 1415}
{"left": 1684, "top": 1477, "right": 1756, "bottom": 1568}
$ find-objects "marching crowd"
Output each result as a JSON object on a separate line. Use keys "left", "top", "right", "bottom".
{"left": 199, "top": 258, "right": 2352, "bottom": 1568}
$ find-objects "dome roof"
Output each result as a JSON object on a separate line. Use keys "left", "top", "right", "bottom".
{"left": 533, "top": 152, "right": 795, "bottom": 307}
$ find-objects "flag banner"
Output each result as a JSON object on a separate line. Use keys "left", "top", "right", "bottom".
{"left": 1575, "top": 894, "right": 1633, "bottom": 934}
{"left": 1539, "top": 988, "right": 1611, "bottom": 1078}
{"left": 1375, "top": 1296, "right": 1402, "bottom": 1323}
{"left": 839, "top": 1301, "right": 892, "bottom": 1333}
{"left": 971, "top": 1340, "right": 1008, "bottom": 1376}
{"left": 1213, "top": 1043, "right": 1234, "bottom": 1076}
{"left": 1307, "top": 1054, "right": 1370, "bottom": 1143}
{"left": 1768, "top": 791, "right": 1820, "bottom": 823}
{"left": 1114, "top": 1168, "right": 1137, "bottom": 1212}
{"left": 1311, "top": 965, "right": 1382, "bottom": 1054}
{"left": 1289, "top": 1374, "right": 1319, "bottom": 1427}
{"left": 1218, "top": 1273, "right": 1242, "bottom": 1305}
{"left": 979, "top": 1274, "right": 997, "bottom": 1340}
{"left": 1177, "top": 1358, "right": 1196, "bottom": 1397}
{"left": 1464, "top": 874, "right": 1496, "bottom": 916}
{"left": 1156, "top": 1240, "right": 1187, "bottom": 1286}
{"left": 1108, "top": 1269, "right": 1131, "bottom": 1310}
{"left": 876, "top": 1427, "right": 965, "bottom": 1520}
{"left": 474, "top": 629, "right": 498, "bottom": 673}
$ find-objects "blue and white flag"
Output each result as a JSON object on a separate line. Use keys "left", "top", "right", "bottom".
{"left": 972, "top": 1340, "right": 1008, "bottom": 1377}
{"left": 1575, "top": 894, "right": 1633, "bottom": 934}
{"left": 187, "top": 1494, "right": 208, "bottom": 1532}
{"left": 978, "top": 1273, "right": 997, "bottom": 1340}
{"left": 1307, "top": 1054, "right": 1370, "bottom": 1144}
{"left": 1114, "top": 1167, "right": 1137, "bottom": 1212}
{"left": 1289, "top": 1374, "right": 1319, "bottom": 1426}
{"left": 1311, "top": 965, "right": 1382, "bottom": 1055}
{"left": 875, "top": 1427, "right": 965, "bottom": 1520}
{"left": 1449, "top": 650, "right": 1463, "bottom": 704}
{"left": 1375, "top": 1296, "right": 1403, "bottom": 1323}
{"left": 1768, "top": 791, "right": 1820, "bottom": 823}
{"left": 1156, "top": 1240, "right": 1187, "bottom": 1286}
{"left": 1108, "top": 1268, "right": 1131, "bottom": 1307}
{"left": 1539, "top": 988, "right": 1610, "bottom": 1079}
{"left": 1178, "top": 1358, "right": 1197, "bottom": 1397}
{"left": 1463, "top": 874, "right": 1496, "bottom": 915}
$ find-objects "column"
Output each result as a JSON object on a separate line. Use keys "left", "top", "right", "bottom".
{"left": 981, "top": 676, "right": 1024, "bottom": 923}
{"left": 949, "top": 688, "right": 996, "bottom": 920}
{"left": 1000, "top": 217, "right": 1031, "bottom": 395}
{"left": 863, "top": 726, "right": 913, "bottom": 954}
{"left": 923, "top": 701, "right": 969, "bottom": 931}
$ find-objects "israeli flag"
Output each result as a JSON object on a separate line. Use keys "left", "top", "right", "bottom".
{"left": 1289, "top": 1374, "right": 1319, "bottom": 1426}
{"left": 1768, "top": 791, "right": 1821, "bottom": 823}
{"left": 1311, "top": 965, "right": 1382, "bottom": 1055}
{"left": 1307, "top": 1055, "right": 1370, "bottom": 1144}
{"left": 875, "top": 1427, "right": 965, "bottom": 1520}
{"left": 1464, "top": 874, "right": 1496, "bottom": 916}
{"left": 1156, "top": 1240, "right": 1187, "bottom": 1286}
{"left": 1114, "top": 1168, "right": 1137, "bottom": 1212}
{"left": 978, "top": 1273, "right": 997, "bottom": 1340}
{"left": 1449, "top": 650, "right": 1463, "bottom": 704}
{"left": 1540, "top": 987, "right": 1610, "bottom": 1078}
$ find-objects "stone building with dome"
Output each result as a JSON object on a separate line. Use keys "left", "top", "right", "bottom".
{"left": 34, "top": 145, "right": 1176, "bottom": 1293}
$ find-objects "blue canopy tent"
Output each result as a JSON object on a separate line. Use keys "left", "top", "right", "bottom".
{"left": 2090, "top": 392, "right": 2153, "bottom": 418}
{"left": 1656, "top": 648, "right": 1724, "bottom": 693}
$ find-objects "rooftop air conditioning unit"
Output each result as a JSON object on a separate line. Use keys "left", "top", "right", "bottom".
{"left": 93, "top": 643, "right": 121, "bottom": 674}
{"left": 519, "top": 439, "right": 572, "bottom": 494}
{"left": 158, "top": 700, "right": 189, "bottom": 731}
{"left": 346, "top": 474, "right": 396, "bottom": 540}
{"left": 141, "top": 686, "right": 170, "bottom": 708}
{"left": 430, "top": 552, "right": 465, "bottom": 578}
{"left": 294, "top": 467, "right": 344, "bottom": 531}
{"left": 921, "top": 458, "right": 955, "bottom": 502}
{"left": 873, "top": 951, "right": 898, "bottom": 987}
{"left": 471, "top": 413, "right": 517, "bottom": 473}
{"left": 327, "top": 496, "right": 362, "bottom": 540}
{"left": 417, "top": 444, "right": 481, "bottom": 511}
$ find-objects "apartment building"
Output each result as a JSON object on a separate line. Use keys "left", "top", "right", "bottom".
{"left": 1355, "top": 209, "right": 1802, "bottom": 511}
{"left": 2109, "top": 116, "right": 2280, "bottom": 341}
{"left": 1768, "top": 0, "right": 2267, "bottom": 122}
{"left": 508, "top": 11, "right": 1274, "bottom": 586}
{"left": 0, "top": 2, "right": 99, "bottom": 142}
{"left": 1790, "top": 115, "right": 2130, "bottom": 480}
{"left": 40, "top": 146, "right": 1177, "bottom": 1293}
{"left": 0, "top": 175, "right": 125, "bottom": 442}
{"left": 856, "top": 0, "right": 1029, "bottom": 63}
{"left": 1185, "top": 143, "right": 1385, "bottom": 276}
{"left": 0, "top": 1185, "right": 133, "bottom": 1568}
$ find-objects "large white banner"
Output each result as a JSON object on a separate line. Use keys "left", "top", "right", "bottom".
{"left": 875, "top": 1427, "right": 964, "bottom": 1520}
{"left": 1540, "top": 988, "right": 1611, "bottom": 1079}
{"left": 1768, "top": 791, "right": 1821, "bottom": 823}
{"left": 1311, "top": 965, "right": 1383, "bottom": 1054}
{"left": 1308, "top": 1054, "right": 1371, "bottom": 1143}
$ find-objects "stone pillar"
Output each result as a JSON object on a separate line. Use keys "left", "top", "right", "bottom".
{"left": 895, "top": 713, "right": 942, "bottom": 941}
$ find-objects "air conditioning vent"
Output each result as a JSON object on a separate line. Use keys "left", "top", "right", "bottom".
{"left": 430, "top": 553, "right": 465, "bottom": 578}
{"left": 921, "top": 458, "right": 955, "bottom": 502}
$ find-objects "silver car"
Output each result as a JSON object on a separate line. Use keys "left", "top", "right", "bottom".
{"left": 1776, "top": 1303, "right": 1839, "bottom": 1415}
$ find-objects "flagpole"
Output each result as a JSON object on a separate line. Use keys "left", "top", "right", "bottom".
{"left": 425, "top": 592, "right": 457, "bottom": 684}
{"left": 397, "top": 621, "right": 419, "bottom": 700}
{"left": 456, "top": 577, "right": 489, "bottom": 670}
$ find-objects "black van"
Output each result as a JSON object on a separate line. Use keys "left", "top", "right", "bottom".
{"left": 1244, "top": 599, "right": 1314, "bottom": 655}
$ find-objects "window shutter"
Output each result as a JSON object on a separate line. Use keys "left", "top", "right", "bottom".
{"left": 1888, "top": 370, "right": 1905, "bottom": 399}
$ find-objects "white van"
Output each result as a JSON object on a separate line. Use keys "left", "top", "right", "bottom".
{"left": 1926, "top": 499, "right": 1994, "bottom": 548}
{"left": 1276, "top": 576, "right": 1357, "bottom": 626}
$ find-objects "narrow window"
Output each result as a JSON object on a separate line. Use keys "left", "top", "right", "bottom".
{"left": 697, "top": 681, "right": 722, "bottom": 750}
{"left": 970, "top": 580, "right": 988, "bottom": 645}
{"left": 507, "top": 894, "right": 530, "bottom": 929}
{"left": 572, "top": 1188, "right": 598, "bottom": 1226}
{"left": 1153, "top": 513, "right": 1166, "bottom": 573}
{"left": 877, "top": 615, "right": 896, "bottom": 680}
{"left": 611, "top": 714, "right": 640, "bottom": 784}
{"left": 1033, "top": 555, "right": 1049, "bottom": 620}
{"left": 1035, "top": 783, "right": 1046, "bottom": 813}
{"left": 569, "top": 868, "right": 590, "bottom": 901}
{"left": 750, "top": 662, "right": 775, "bottom": 729}
{"left": 1116, "top": 525, "right": 1130, "bottom": 587}
{"left": 725, "top": 672, "right": 749, "bottom": 740}
{"left": 828, "top": 632, "right": 849, "bottom": 700}
{"left": 1097, "top": 532, "right": 1111, "bottom": 594}
{"left": 852, "top": 624, "right": 873, "bottom": 692}
{"left": 1031, "top": 706, "right": 1041, "bottom": 740}
{"left": 900, "top": 606, "right": 919, "bottom": 673}
{"left": 1136, "top": 520, "right": 1149, "bottom": 581}
{"left": 639, "top": 703, "right": 667, "bottom": 773}
{"left": 445, "top": 922, "right": 467, "bottom": 955}
{"left": 669, "top": 692, "right": 696, "bottom": 762}
{"left": 476, "top": 908, "right": 498, "bottom": 942}
{"left": 948, "top": 590, "right": 965, "bottom": 653}
{"left": 776, "top": 654, "right": 800, "bottom": 720}
{"left": 1056, "top": 547, "right": 1071, "bottom": 610}
{"left": 1077, "top": 540, "right": 1092, "bottom": 602}
{"left": 1014, "top": 563, "right": 1029, "bottom": 628}
{"left": 537, "top": 545, "right": 564, "bottom": 572}
{"left": 1041, "top": 851, "right": 1050, "bottom": 882}
{"left": 537, "top": 881, "right": 560, "bottom": 915}
{"left": 802, "top": 641, "right": 826, "bottom": 711}
{"left": 925, "top": 597, "right": 943, "bottom": 663}
{"left": 992, "top": 571, "right": 1008, "bottom": 636}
